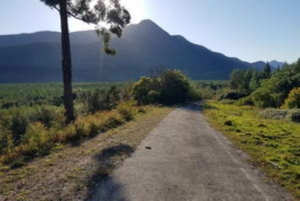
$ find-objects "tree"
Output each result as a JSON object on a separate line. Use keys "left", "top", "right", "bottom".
{"left": 40, "top": 0, "right": 130, "bottom": 123}
{"left": 262, "top": 62, "right": 271, "bottom": 79}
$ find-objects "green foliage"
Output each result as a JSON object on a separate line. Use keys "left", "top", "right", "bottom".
{"left": 132, "top": 77, "right": 161, "bottom": 105}
{"left": 204, "top": 101, "right": 300, "bottom": 198}
{"left": 41, "top": 0, "right": 131, "bottom": 54}
{"left": 117, "top": 101, "right": 136, "bottom": 121}
{"left": 78, "top": 86, "right": 121, "bottom": 113}
{"left": 251, "top": 69, "right": 300, "bottom": 107}
{"left": 0, "top": 126, "right": 13, "bottom": 155}
{"left": 22, "top": 122, "right": 51, "bottom": 154}
{"left": 262, "top": 62, "right": 272, "bottom": 79}
{"left": 229, "top": 69, "right": 253, "bottom": 94}
{"left": 159, "top": 70, "right": 191, "bottom": 104}
{"left": 133, "top": 69, "right": 200, "bottom": 105}
{"left": 283, "top": 87, "right": 300, "bottom": 109}
{"left": 0, "top": 82, "right": 139, "bottom": 167}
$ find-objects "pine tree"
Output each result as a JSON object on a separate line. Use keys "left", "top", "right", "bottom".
{"left": 41, "top": 0, "right": 130, "bottom": 123}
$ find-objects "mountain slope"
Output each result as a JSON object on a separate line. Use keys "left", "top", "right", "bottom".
{"left": 0, "top": 20, "right": 253, "bottom": 82}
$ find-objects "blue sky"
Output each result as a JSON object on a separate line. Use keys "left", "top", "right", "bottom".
{"left": 1, "top": 0, "right": 300, "bottom": 63}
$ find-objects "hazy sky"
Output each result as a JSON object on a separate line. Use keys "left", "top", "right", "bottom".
{"left": 1, "top": 0, "right": 300, "bottom": 63}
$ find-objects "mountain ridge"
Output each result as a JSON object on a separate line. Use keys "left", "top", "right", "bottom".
{"left": 0, "top": 19, "right": 280, "bottom": 82}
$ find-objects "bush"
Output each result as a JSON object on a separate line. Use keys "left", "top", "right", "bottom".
{"left": 117, "top": 101, "right": 136, "bottom": 121}
{"left": 132, "top": 77, "right": 161, "bottom": 105}
{"left": 283, "top": 87, "right": 300, "bottom": 109}
{"left": 78, "top": 86, "right": 121, "bottom": 114}
{"left": 236, "top": 96, "right": 253, "bottom": 106}
{"left": 0, "top": 127, "right": 13, "bottom": 155}
{"left": 219, "top": 92, "right": 247, "bottom": 100}
{"left": 22, "top": 122, "right": 51, "bottom": 155}
{"left": 258, "top": 109, "right": 289, "bottom": 120}
{"left": 159, "top": 70, "right": 191, "bottom": 104}
{"left": 132, "top": 69, "right": 199, "bottom": 105}
{"left": 287, "top": 110, "right": 300, "bottom": 123}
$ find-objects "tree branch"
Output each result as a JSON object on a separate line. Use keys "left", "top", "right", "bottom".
{"left": 53, "top": 5, "right": 94, "bottom": 25}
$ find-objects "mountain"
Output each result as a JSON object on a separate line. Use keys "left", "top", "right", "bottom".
{"left": 252, "top": 60, "right": 287, "bottom": 71}
{"left": 269, "top": 60, "right": 287, "bottom": 68}
{"left": 0, "top": 20, "right": 254, "bottom": 83}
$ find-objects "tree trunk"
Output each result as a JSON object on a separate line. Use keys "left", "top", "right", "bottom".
{"left": 59, "top": 0, "right": 75, "bottom": 124}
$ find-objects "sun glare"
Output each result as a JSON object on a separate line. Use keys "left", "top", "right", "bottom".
{"left": 68, "top": 0, "right": 147, "bottom": 32}
{"left": 122, "top": 0, "right": 147, "bottom": 24}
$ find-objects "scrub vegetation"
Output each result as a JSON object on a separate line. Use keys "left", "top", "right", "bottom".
{"left": 0, "top": 69, "right": 198, "bottom": 200}
{"left": 203, "top": 60, "right": 300, "bottom": 198}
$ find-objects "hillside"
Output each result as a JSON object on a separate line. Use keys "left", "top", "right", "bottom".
{"left": 0, "top": 20, "right": 254, "bottom": 82}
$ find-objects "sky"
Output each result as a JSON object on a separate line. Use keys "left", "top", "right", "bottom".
{"left": 1, "top": 0, "right": 300, "bottom": 63}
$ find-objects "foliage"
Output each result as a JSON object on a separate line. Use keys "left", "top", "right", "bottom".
{"left": 132, "top": 77, "right": 161, "bottom": 105}
{"left": 203, "top": 101, "right": 300, "bottom": 198}
{"left": 0, "top": 82, "right": 142, "bottom": 167}
{"left": 228, "top": 59, "right": 300, "bottom": 108}
{"left": 283, "top": 87, "right": 300, "bottom": 109}
{"left": 251, "top": 69, "right": 300, "bottom": 107}
{"left": 41, "top": 0, "right": 131, "bottom": 55}
{"left": 78, "top": 86, "right": 121, "bottom": 113}
{"left": 159, "top": 70, "right": 192, "bottom": 104}
{"left": 132, "top": 69, "right": 200, "bottom": 105}
{"left": 229, "top": 69, "right": 254, "bottom": 94}
{"left": 117, "top": 100, "right": 136, "bottom": 121}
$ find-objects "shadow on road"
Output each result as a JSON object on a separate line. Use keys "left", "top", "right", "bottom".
{"left": 84, "top": 144, "right": 134, "bottom": 201}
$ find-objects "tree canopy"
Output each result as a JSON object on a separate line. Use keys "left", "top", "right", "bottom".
{"left": 41, "top": 0, "right": 131, "bottom": 54}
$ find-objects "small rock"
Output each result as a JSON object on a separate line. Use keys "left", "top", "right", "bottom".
{"left": 145, "top": 146, "right": 152, "bottom": 150}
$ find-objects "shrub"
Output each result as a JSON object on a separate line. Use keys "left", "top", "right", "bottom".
{"left": 132, "top": 69, "right": 199, "bottom": 105}
{"left": 10, "top": 112, "right": 28, "bottom": 143}
{"left": 22, "top": 122, "right": 51, "bottom": 155}
{"left": 132, "top": 77, "right": 161, "bottom": 105}
{"left": 159, "top": 70, "right": 191, "bottom": 104}
{"left": 258, "top": 109, "right": 289, "bottom": 120}
{"left": 30, "top": 106, "right": 57, "bottom": 127}
{"left": 0, "top": 127, "right": 13, "bottom": 155}
{"left": 287, "top": 110, "right": 300, "bottom": 123}
{"left": 283, "top": 87, "right": 300, "bottom": 109}
{"left": 236, "top": 96, "right": 253, "bottom": 106}
{"left": 117, "top": 101, "right": 136, "bottom": 121}
{"left": 79, "top": 86, "right": 121, "bottom": 114}
{"left": 219, "top": 92, "right": 247, "bottom": 100}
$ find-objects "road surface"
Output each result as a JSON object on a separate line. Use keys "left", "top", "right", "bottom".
{"left": 88, "top": 103, "right": 294, "bottom": 201}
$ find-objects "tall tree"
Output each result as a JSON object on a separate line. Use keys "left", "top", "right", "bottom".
{"left": 263, "top": 62, "right": 271, "bottom": 79}
{"left": 40, "top": 0, "right": 130, "bottom": 123}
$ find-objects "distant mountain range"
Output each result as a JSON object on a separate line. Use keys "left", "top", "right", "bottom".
{"left": 0, "top": 20, "right": 287, "bottom": 83}
{"left": 252, "top": 60, "right": 287, "bottom": 71}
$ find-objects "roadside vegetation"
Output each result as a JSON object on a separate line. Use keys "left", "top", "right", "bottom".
{"left": 0, "top": 69, "right": 199, "bottom": 170}
{"left": 0, "top": 69, "right": 200, "bottom": 200}
{"left": 203, "top": 60, "right": 300, "bottom": 199}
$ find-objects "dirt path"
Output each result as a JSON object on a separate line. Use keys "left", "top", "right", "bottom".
{"left": 89, "top": 103, "right": 294, "bottom": 201}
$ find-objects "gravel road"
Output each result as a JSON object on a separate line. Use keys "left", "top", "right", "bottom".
{"left": 88, "top": 103, "right": 294, "bottom": 201}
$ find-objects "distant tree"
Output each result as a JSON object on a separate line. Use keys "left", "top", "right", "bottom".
{"left": 40, "top": 0, "right": 131, "bottom": 123}
{"left": 229, "top": 69, "right": 254, "bottom": 94}
{"left": 262, "top": 62, "right": 271, "bottom": 79}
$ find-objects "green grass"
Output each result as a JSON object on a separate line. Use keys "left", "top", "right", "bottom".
{"left": 203, "top": 100, "right": 300, "bottom": 199}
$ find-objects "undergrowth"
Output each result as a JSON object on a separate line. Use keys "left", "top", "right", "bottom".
{"left": 0, "top": 102, "right": 144, "bottom": 168}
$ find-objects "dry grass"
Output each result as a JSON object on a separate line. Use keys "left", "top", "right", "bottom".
{"left": 0, "top": 106, "right": 172, "bottom": 201}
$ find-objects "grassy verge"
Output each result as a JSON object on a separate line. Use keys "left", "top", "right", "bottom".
{"left": 203, "top": 100, "right": 300, "bottom": 199}
{"left": 0, "top": 106, "right": 172, "bottom": 201}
